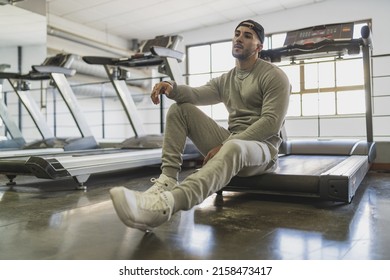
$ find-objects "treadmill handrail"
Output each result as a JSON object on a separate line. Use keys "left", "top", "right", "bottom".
{"left": 82, "top": 46, "right": 184, "bottom": 67}
{"left": 32, "top": 65, "right": 76, "bottom": 76}
{"left": 150, "top": 46, "right": 184, "bottom": 62}
{"left": 0, "top": 71, "right": 51, "bottom": 81}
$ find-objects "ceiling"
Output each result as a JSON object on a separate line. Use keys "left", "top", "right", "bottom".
{"left": 46, "top": 0, "right": 325, "bottom": 41}
{"left": 0, "top": 4, "right": 46, "bottom": 47}
{"left": 0, "top": 0, "right": 325, "bottom": 48}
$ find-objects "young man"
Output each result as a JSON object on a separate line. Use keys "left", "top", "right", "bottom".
{"left": 110, "top": 19, "right": 290, "bottom": 231}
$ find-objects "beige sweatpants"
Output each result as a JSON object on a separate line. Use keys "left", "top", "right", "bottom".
{"left": 161, "top": 103, "right": 275, "bottom": 211}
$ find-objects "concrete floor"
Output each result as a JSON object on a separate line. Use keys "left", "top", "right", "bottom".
{"left": 1, "top": 166, "right": 390, "bottom": 260}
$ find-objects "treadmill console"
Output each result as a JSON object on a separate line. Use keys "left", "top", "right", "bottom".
{"left": 260, "top": 22, "right": 366, "bottom": 62}
{"left": 283, "top": 22, "right": 354, "bottom": 46}
{"left": 138, "top": 35, "right": 182, "bottom": 53}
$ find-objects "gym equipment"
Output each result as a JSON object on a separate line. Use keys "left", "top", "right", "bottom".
{"left": 5, "top": 36, "right": 199, "bottom": 189}
{"left": 0, "top": 100, "right": 26, "bottom": 149}
{"left": 222, "top": 23, "right": 376, "bottom": 203}
{"left": 0, "top": 63, "right": 26, "bottom": 149}
{"left": 0, "top": 61, "right": 99, "bottom": 152}
{"left": 83, "top": 34, "right": 186, "bottom": 149}
{"left": 0, "top": 59, "right": 101, "bottom": 184}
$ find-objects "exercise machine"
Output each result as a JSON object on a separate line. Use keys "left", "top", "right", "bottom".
{"left": 0, "top": 63, "right": 26, "bottom": 149}
{"left": 0, "top": 61, "right": 99, "bottom": 152}
{"left": 0, "top": 58, "right": 100, "bottom": 184}
{"left": 222, "top": 23, "right": 376, "bottom": 203}
{"left": 12, "top": 36, "right": 199, "bottom": 189}
{"left": 83, "top": 35, "right": 185, "bottom": 148}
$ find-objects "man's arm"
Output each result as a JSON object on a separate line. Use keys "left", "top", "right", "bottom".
{"left": 151, "top": 79, "right": 223, "bottom": 106}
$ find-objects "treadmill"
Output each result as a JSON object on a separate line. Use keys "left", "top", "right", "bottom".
{"left": 0, "top": 64, "right": 26, "bottom": 149}
{"left": 0, "top": 62, "right": 99, "bottom": 153}
{"left": 0, "top": 98, "right": 26, "bottom": 149}
{"left": 19, "top": 36, "right": 200, "bottom": 189}
{"left": 223, "top": 23, "right": 376, "bottom": 203}
{"left": 82, "top": 35, "right": 186, "bottom": 148}
{"left": 0, "top": 59, "right": 101, "bottom": 184}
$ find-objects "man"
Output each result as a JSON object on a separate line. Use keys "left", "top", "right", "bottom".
{"left": 110, "top": 19, "right": 290, "bottom": 231}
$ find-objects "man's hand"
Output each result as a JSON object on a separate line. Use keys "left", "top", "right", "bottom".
{"left": 203, "top": 145, "right": 222, "bottom": 166}
{"left": 151, "top": 81, "right": 173, "bottom": 105}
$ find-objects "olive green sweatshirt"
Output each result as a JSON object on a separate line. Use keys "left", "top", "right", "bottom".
{"left": 168, "top": 58, "right": 290, "bottom": 159}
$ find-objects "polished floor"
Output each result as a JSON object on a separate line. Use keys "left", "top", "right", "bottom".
{"left": 0, "top": 166, "right": 390, "bottom": 260}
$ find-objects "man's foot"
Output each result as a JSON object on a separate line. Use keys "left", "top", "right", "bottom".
{"left": 110, "top": 187, "right": 174, "bottom": 231}
{"left": 145, "top": 174, "right": 178, "bottom": 194}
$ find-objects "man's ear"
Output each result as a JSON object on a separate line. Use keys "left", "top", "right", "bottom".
{"left": 257, "top": 42, "right": 263, "bottom": 53}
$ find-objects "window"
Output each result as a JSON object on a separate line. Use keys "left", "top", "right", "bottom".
{"left": 186, "top": 41, "right": 234, "bottom": 120}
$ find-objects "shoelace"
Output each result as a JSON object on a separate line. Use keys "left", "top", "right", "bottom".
{"left": 139, "top": 192, "right": 169, "bottom": 213}
{"left": 150, "top": 177, "right": 169, "bottom": 191}
{"left": 150, "top": 177, "right": 168, "bottom": 186}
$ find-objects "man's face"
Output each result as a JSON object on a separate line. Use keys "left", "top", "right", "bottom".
{"left": 232, "top": 24, "right": 262, "bottom": 60}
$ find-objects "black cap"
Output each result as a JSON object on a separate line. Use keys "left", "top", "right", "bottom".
{"left": 235, "top": 19, "right": 264, "bottom": 43}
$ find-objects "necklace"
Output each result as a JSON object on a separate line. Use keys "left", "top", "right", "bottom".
{"left": 236, "top": 69, "right": 252, "bottom": 80}
{"left": 236, "top": 59, "right": 258, "bottom": 80}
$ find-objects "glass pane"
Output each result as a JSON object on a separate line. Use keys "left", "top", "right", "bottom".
{"left": 302, "top": 93, "right": 319, "bottom": 116}
{"left": 280, "top": 64, "right": 300, "bottom": 92}
{"left": 319, "top": 92, "right": 335, "bottom": 115}
{"left": 263, "top": 36, "right": 270, "bottom": 50}
{"left": 271, "top": 33, "right": 286, "bottom": 48}
{"left": 336, "top": 59, "right": 363, "bottom": 86}
{"left": 211, "top": 42, "right": 235, "bottom": 72}
{"left": 188, "top": 74, "right": 211, "bottom": 87}
{"left": 188, "top": 45, "right": 210, "bottom": 74}
{"left": 337, "top": 90, "right": 365, "bottom": 114}
{"left": 286, "top": 94, "right": 301, "bottom": 117}
{"left": 318, "top": 61, "right": 335, "bottom": 88}
{"left": 304, "top": 63, "right": 318, "bottom": 89}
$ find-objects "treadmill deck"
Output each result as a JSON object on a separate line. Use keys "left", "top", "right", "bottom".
{"left": 224, "top": 155, "right": 370, "bottom": 203}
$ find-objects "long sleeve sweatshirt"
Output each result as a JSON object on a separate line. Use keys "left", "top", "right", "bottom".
{"left": 167, "top": 58, "right": 291, "bottom": 159}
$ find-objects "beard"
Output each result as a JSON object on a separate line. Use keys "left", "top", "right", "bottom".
{"left": 232, "top": 47, "right": 256, "bottom": 60}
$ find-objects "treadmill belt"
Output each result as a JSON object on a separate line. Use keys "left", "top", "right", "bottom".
{"left": 275, "top": 155, "right": 348, "bottom": 175}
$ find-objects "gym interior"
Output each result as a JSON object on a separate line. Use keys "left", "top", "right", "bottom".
{"left": 1, "top": 0, "right": 390, "bottom": 265}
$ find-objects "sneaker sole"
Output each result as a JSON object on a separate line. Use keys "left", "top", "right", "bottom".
{"left": 109, "top": 187, "right": 153, "bottom": 232}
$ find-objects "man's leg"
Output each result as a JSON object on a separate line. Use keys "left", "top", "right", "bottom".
{"left": 109, "top": 103, "right": 231, "bottom": 230}
{"left": 110, "top": 138, "right": 275, "bottom": 231}
{"left": 171, "top": 139, "right": 274, "bottom": 211}
{"left": 161, "top": 103, "right": 231, "bottom": 180}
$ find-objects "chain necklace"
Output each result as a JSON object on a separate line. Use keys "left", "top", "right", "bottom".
{"left": 235, "top": 59, "right": 258, "bottom": 80}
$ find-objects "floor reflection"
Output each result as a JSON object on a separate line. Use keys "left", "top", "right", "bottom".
{"left": 0, "top": 171, "right": 389, "bottom": 260}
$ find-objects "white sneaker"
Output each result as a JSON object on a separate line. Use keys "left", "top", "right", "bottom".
{"left": 145, "top": 174, "right": 178, "bottom": 194}
{"left": 110, "top": 187, "right": 174, "bottom": 231}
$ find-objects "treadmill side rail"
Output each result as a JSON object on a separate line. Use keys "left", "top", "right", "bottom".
{"left": 26, "top": 156, "right": 71, "bottom": 179}
{"left": 320, "top": 155, "right": 370, "bottom": 203}
{"left": 25, "top": 149, "right": 164, "bottom": 187}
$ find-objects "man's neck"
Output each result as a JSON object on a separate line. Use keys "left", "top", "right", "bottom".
{"left": 236, "top": 55, "right": 258, "bottom": 71}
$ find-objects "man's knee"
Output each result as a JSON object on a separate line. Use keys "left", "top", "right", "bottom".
{"left": 167, "top": 104, "right": 208, "bottom": 128}
{"left": 221, "top": 139, "right": 270, "bottom": 162}
{"left": 168, "top": 103, "right": 197, "bottom": 113}
{"left": 220, "top": 139, "right": 246, "bottom": 157}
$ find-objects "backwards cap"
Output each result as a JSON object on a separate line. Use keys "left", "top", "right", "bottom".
{"left": 235, "top": 19, "right": 264, "bottom": 43}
